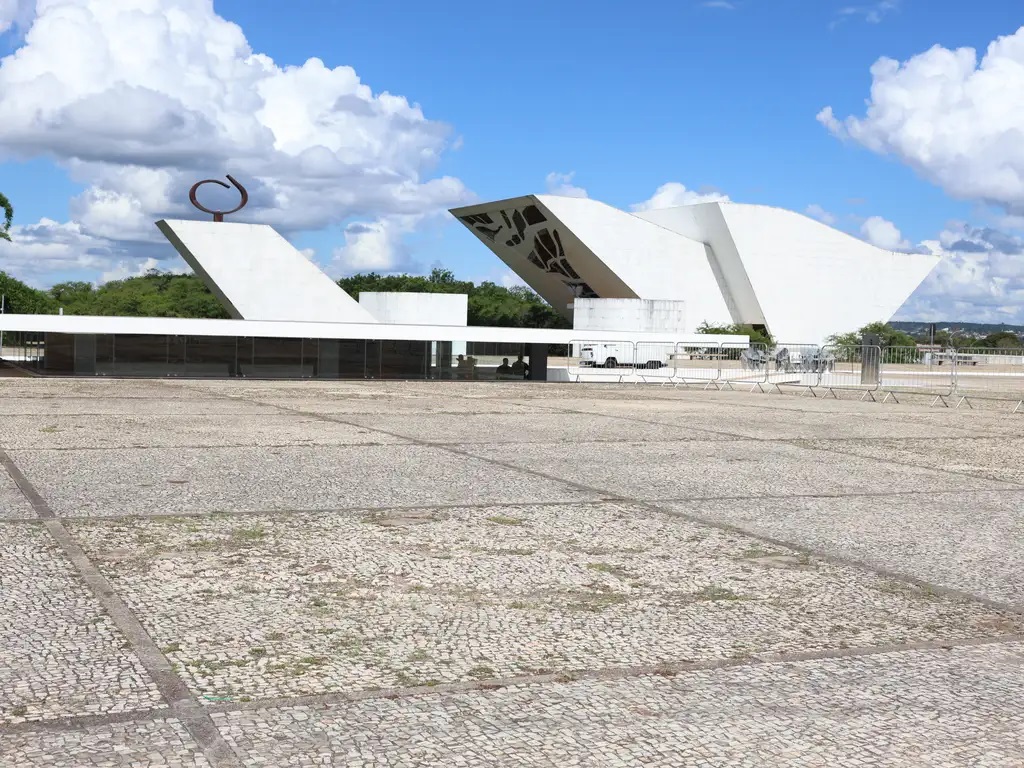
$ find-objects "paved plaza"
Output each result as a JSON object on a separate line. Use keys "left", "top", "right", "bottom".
{"left": 1, "top": 378, "right": 1023, "bottom": 767}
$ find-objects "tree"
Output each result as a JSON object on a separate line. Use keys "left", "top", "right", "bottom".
{"left": 981, "top": 331, "right": 1022, "bottom": 349}
{"left": 0, "top": 192, "right": 11, "bottom": 242}
{"left": 0, "top": 271, "right": 57, "bottom": 314}
{"left": 336, "top": 271, "right": 569, "bottom": 329}
{"left": 827, "top": 321, "right": 916, "bottom": 349}
{"left": 696, "top": 322, "right": 774, "bottom": 348}
{"left": 50, "top": 281, "right": 96, "bottom": 312}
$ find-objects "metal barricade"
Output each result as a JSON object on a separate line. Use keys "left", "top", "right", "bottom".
{"left": 816, "top": 345, "right": 881, "bottom": 400}
{"left": 951, "top": 347, "right": 1024, "bottom": 412}
{"left": 766, "top": 343, "right": 822, "bottom": 393}
{"left": 566, "top": 340, "right": 637, "bottom": 383}
{"left": 877, "top": 346, "right": 955, "bottom": 406}
{"left": 633, "top": 341, "right": 681, "bottom": 385}
{"left": 670, "top": 342, "right": 722, "bottom": 389}
{"left": 718, "top": 342, "right": 770, "bottom": 392}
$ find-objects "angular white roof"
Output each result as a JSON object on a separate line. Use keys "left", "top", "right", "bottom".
{"left": 452, "top": 196, "right": 940, "bottom": 343}
{"left": 636, "top": 202, "right": 940, "bottom": 343}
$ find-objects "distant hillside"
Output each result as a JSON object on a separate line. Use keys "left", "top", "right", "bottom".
{"left": 891, "top": 320, "right": 1024, "bottom": 338}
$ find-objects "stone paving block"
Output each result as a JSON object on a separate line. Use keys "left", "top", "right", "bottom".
{"left": 667, "top": 490, "right": 1024, "bottom": 608}
{"left": 212, "top": 642, "right": 1024, "bottom": 767}
{"left": 0, "top": 717, "right": 210, "bottom": 767}
{"left": 0, "top": 414, "right": 410, "bottom": 450}
{"left": 0, "top": 397, "right": 283, "bottom": 416}
{"left": 0, "top": 470, "right": 34, "bottom": 518}
{"left": 458, "top": 439, "right": 1013, "bottom": 501}
{"left": 3, "top": 377, "right": 1024, "bottom": 766}
{"left": 254, "top": 396, "right": 536, "bottom": 416}
{"left": 801, "top": 436, "right": 1024, "bottom": 485}
{"left": 70, "top": 504, "right": 1024, "bottom": 705}
{"left": 571, "top": 404, "right": 1005, "bottom": 440}
{"left": 10, "top": 444, "right": 595, "bottom": 517}
{"left": 0, "top": 524, "right": 164, "bottom": 723}
{"left": 0, "top": 379, "right": 212, "bottom": 400}
{"left": 341, "top": 411, "right": 727, "bottom": 444}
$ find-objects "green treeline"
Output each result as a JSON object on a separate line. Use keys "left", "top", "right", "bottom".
{"left": 827, "top": 321, "right": 1022, "bottom": 350}
{"left": 0, "top": 268, "right": 569, "bottom": 329}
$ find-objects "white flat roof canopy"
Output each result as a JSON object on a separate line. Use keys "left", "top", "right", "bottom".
{"left": 0, "top": 314, "right": 748, "bottom": 346}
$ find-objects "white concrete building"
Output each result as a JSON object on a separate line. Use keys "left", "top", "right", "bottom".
{"left": 572, "top": 298, "right": 687, "bottom": 336}
{"left": 451, "top": 196, "right": 940, "bottom": 343}
{"left": 1, "top": 217, "right": 746, "bottom": 380}
{"left": 359, "top": 292, "right": 469, "bottom": 359}
{"left": 358, "top": 292, "right": 468, "bottom": 328}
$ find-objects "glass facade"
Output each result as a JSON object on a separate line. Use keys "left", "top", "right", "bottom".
{"left": 0, "top": 332, "right": 550, "bottom": 381}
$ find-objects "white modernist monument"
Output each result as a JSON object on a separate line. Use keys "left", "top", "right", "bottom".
{"left": 156, "top": 219, "right": 379, "bottom": 324}
{"left": 451, "top": 196, "right": 941, "bottom": 343}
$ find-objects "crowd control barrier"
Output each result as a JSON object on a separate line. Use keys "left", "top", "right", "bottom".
{"left": 670, "top": 343, "right": 723, "bottom": 389}
{"left": 718, "top": 343, "right": 770, "bottom": 392}
{"left": 875, "top": 346, "right": 956, "bottom": 405}
{"left": 948, "top": 347, "right": 1024, "bottom": 411}
{"left": 561, "top": 338, "right": 1024, "bottom": 413}
{"left": 566, "top": 340, "right": 638, "bottom": 383}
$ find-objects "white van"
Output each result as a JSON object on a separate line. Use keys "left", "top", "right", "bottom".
{"left": 578, "top": 342, "right": 676, "bottom": 369}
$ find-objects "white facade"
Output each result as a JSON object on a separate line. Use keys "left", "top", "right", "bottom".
{"left": 572, "top": 298, "right": 686, "bottom": 335}
{"left": 358, "top": 292, "right": 468, "bottom": 326}
{"left": 451, "top": 196, "right": 940, "bottom": 344}
{"left": 359, "top": 291, "right": 469, "bottom": 357}
{"left": 157, "top": 219, "right": 378, "bottom": 324}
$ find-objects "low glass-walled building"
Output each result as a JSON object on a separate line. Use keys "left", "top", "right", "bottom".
{"left": 0, "top": 315, "right": 744, "bottom": 382}
{"left": 1, "top": 331, "right": 543, "bottom": 381}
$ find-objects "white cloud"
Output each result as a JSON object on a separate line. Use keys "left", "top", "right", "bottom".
{"left": 499, "top": 270, "right": 527, "bottom": 289}
{"left": 0, "top": 0, "right": 33, "bottom": 35}
{"left": 330, "top": 215, "right": 421, "bottom": 275}
{"left": 99, "top": 256, "right": 187, "bottom": 285}
{"left": 806, "top": 204, "right": 837, "bottom": 225}
{"left": 700, "top": 1, "right": 736, "bottom": 10}
{"left": 0, "top": 0, "right": 470, "bottom": 284}
{"left": 832, "top": 1, "right": 899, "bottom": 27}
{"left": 544, "top": 171, "right": 589, "bottom": 198}
{"left": 630, "top": 182, "right": 730, "bottom": 211}
{"left": 897, "top": 224, "right": 1024, "bottom": 323}
{"left": 0, "top": 218, "right": 111, "bottom": 285}
{"left": 860, "top": 215, "right": 911, "bottom": 250}
{"left": 819, "top": 26, "right": 1024, "bottom": 215}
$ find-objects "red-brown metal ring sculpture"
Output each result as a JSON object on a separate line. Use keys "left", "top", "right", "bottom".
{"left": 188, "top": 174, "right": 249, "bottom": 222}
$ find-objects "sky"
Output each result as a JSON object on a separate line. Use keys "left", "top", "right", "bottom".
{"left": 0, "top": 0, "right": 1023, "bottom": 323}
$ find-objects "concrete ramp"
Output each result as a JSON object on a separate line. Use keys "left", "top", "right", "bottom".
{"left": 157, "top": 219, "right": 378, "bottom": 324}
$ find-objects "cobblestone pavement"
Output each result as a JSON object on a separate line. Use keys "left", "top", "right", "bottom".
{"left": 1, "top": 378, "right": 1023, "bottom": 767}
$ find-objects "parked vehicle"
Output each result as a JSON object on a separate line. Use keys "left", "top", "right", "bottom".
{"left": 578, "top": 342, "right": 676, "bottom": 369}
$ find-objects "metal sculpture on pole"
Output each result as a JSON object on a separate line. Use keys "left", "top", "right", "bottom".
{"left": 188, "top": 175, "right": 249, "bottom": 222}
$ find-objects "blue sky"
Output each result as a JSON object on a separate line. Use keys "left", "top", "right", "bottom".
{"left": 1, "top": 0, "right": 1023, "bottom": 322}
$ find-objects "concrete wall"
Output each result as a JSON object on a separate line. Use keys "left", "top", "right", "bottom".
{"left": 359, "top": 292, "right": 468, "bottom": 359}
{"left": 157, "top": 219, "right": 378, "bottom": 324}
{"left": 636, "top": 202, "right": 941, "bottom": 342}
{"left": 452, "top": 196, "right": 940, "bottom": 346}
{"left": 537, "top": 196, "right": 734, "bottom": 332}
{"left": 358, "top": 292, "right": 468, "bottom": 326}
{"left": 633, "top": 204, "right": 764, "bottom": 327}
{"left": 572, "top": 298, "right": 687, "bottom": 334}
{"left": 716, "top": 204, "right": 939, "bottom": 343}
{"left": 449, "top": 195, "right": 734, "bottom": 332}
